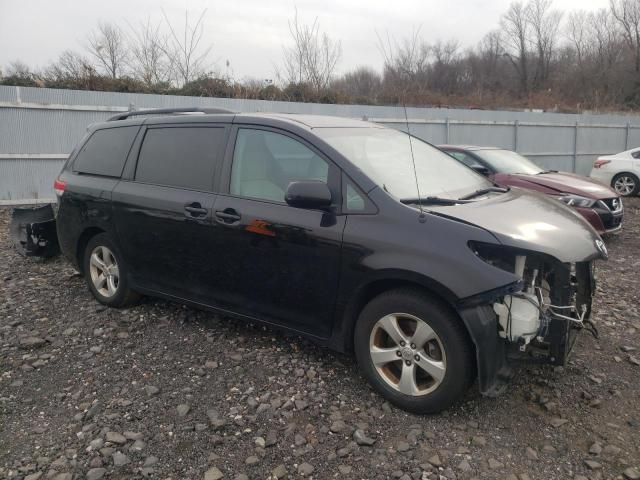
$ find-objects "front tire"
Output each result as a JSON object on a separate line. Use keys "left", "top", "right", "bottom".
{"left": 83, "top": 233, "right": 140, "bottom": 307}
{"left": 354, "top": 289, "right": 475, "bottom": 414}
{"left": 612, "top": 172, "right": 639, "bottom": 196}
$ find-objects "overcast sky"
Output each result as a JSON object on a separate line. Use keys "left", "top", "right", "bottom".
{"left": 0, "top": 0, "right": 610, "bottom": 80}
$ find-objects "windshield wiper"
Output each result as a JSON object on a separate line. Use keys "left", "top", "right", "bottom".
{"left": 537, "top": 169, "right": 558, "bottom": 174}
{"left": 458, "top": 186, "right": 509, "bottom": 200}
{"left": 401, "top": 196, "right": 471, "bottom": 206}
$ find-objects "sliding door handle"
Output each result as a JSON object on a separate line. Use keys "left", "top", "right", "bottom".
{"left": 215, "top": 209, "right": 241, "bottom": 223}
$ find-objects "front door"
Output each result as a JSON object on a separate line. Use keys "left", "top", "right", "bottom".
{"left": 211, "top": 127, "right": 345, "bottom": 338}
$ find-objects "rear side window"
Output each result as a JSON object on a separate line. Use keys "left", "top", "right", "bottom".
{"left": 135, "top": 126, "right": 225, "bottom": 191}
{"left": 73, "top": 126, "right": 139, "bottom": 177}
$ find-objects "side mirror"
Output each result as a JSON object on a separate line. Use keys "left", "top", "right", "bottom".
{"left": 470, "top": 164, "right": 490, "bottom": 176}
{"left": 285, "top": 181, "right": 332, "bottom": 210}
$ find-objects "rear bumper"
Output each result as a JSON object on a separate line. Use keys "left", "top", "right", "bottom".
{"left": 9, "top": 204, "right": 60, "bottom": 258}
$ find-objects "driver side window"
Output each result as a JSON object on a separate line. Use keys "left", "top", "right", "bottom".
{"left": 230, "top": 128, "right": 329, "bottom": 203}
{"left": 448, "top": 151, "right": 476, "bottom": 167}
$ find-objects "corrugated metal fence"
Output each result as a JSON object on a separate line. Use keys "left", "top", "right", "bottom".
{"left": 2, "top": 84, "right": 640, "bottom": 203}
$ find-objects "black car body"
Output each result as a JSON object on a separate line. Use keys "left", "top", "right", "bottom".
{"left": 53, "top": 109, "right": 606, "bottom": 413}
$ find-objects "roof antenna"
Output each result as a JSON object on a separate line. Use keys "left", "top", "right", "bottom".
{"left": 402, "top": 98, "right": 426, "bottom": 223}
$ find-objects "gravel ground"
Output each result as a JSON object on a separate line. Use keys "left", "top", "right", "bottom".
{"left": 1, "top": 200, "right": 639, "bottom": 480}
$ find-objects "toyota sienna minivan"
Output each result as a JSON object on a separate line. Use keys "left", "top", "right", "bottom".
{"left": 53, "top": 108, "right": 606, "bottom": 413}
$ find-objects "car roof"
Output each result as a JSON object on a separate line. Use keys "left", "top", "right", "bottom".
{"left": 438, "top": 144, "right": 502, "bottom": 151}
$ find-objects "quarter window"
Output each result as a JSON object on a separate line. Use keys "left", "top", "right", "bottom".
{"left": 345, "top": 181, "right": 366, "bottom": 211}
{"left": 230, "top": 129, "right": 329, "bottom": 203}
{"left": 74, "top": 126, "right": 139, "bottom": 177}
{"left": 135, "top": 127, "right": 225, "bottom": 191}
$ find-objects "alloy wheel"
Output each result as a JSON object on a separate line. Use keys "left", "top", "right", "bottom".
{"left": 613, "top": 175, "right": 636, "bottom": 196}
{"left": 369, "top": 313, "right": 447, "bottom": 396}
{"left": 89, "top": 245, "right": 119, "bottom": 298}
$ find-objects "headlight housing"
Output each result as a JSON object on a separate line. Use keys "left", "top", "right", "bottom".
{"left": 557, "top": 194, "right": 595, "bottom": 208}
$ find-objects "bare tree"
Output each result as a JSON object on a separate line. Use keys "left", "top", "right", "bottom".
{"left": 430, "top": 40, "right": 462, "bottom": 93}
{"left": 610, "top": 0, "right": 640, "bottom": 71}
{"left": 376, "top": 27, "right": 430, "bottom": 96}
{"left": 468, "top": 31, "right": 507, "bottom": 97}
{"left": 377, "top": 28, "right": 428, "bottom": 77}
{"left": 566, "top": 10, "right": 589, "bottom": 67}
{"left": 590, "top": 8, "right": 625, "bottom": 103}
{"left": 479, "top": 31, "right": 505, "bottom": 68}
{"left": 127, "top": 18, "right": 172, "bottom": 87}
{"left": 565, "top": 10, "right": 591, "bottom": 94}
{"left": 501, "top": 1, "right": 531, "bottom": 96}
{"left": 282, "top": 9, "right": 342, "bottom": 92}
{"left": 527, "top": 0, "right": 562, "bottom": 87}
{"left": 47, "top": 50, "right": 96, "bottom": 80}
{"left": 0, "top": 61, "right": 39, "bottom": 86}
{"left": 333, "top": 66, "right": 382, "bottom": 99}
{"left": 5, "top": 61, "right": 32, "bottom": 78}
{"left": 86, "top": 22, "right": 128, "bottom": 79}
{"left": 590, "top": 8, "right": 624, "bottom": 70}
{"left": 162, "top": 8, "right": 212, "bottom": 86}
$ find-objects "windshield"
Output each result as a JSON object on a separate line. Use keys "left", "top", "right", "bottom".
{"left": 317, "top": 127, "right": 491, "bottom": 200}
{"left": 474, "top": 149, "right": 543, "bottom": 175}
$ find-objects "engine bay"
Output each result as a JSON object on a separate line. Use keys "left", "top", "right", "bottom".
{"left": 471, "top": 242, "right": 595, "bottom": 365}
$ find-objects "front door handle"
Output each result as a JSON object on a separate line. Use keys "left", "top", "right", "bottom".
{"left": 215, "top": 209, "right": 241, "bottom": 224}
{"left": 184, "top": 202, "right": 208, "bottom": 217}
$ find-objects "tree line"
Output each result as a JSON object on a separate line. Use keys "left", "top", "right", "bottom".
{"left": 3, "top": 0, "right": 640, "bottom": 112}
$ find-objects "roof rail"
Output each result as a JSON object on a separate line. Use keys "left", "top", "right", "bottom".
{"left": 107, "top": 107, "right": 235, "bottom": 121}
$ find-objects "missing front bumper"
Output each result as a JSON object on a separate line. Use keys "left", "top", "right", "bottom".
{"left": 459, "top": 260, "right": 595, "bottom": 396}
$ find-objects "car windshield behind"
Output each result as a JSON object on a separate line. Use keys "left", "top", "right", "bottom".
{"left": 474, "top": 149, "right": 543, "bottom": 175}
{"left": 317, "top": 127, "right": 492, "bottom": 201}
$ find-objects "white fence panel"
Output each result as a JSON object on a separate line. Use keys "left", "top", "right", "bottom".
{"left": 2, "top": 85, "right": 640, "bottom": 202}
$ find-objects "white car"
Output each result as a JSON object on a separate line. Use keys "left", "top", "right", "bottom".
{"left": 590, "top": 148, "right": 640, "bottom": 196}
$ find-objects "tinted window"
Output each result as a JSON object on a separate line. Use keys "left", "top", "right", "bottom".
{"left": 230, "top": 129, "right": 329, "bottom": 202}
{"left": 135, "top": 127, "right": 225, "bottom": 190}
{"left": 74, "top": 126, "right": 139, "bottom": 177}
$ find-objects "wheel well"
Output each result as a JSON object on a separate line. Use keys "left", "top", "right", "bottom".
{"left": 75, "top": 227, "right": 105, "bottom": 273}
{"left": 612, "top": 171, "right": 639, "bottom": 181}
{"left": 340, "top": 279, "right": 473, "bottom": 355}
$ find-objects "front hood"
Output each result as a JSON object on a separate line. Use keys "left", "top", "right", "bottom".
{"left": 427, "top": 189, "right": 606, "bottom": 263}
{"left": 503, "top": 171, "right": 616, "bottom": 199}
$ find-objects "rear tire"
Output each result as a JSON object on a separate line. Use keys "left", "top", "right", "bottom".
{"left": 611, "top": 172, "right": 639, "bottom": 197}
{"left": 354, "top": 288, "right": 475, "bottom": 414}
{"left": 83, "top": 233, "right": 140, "bottom": 307}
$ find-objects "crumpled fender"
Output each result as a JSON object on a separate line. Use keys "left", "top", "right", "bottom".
{"left": 10, "top": 204, "right": 60, "bottom": 258}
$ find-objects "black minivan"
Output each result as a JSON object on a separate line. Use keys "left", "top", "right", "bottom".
{"left": 54, "top": 108, "right": 606, "bottom": 413}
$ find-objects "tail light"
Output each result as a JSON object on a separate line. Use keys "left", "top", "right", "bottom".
{"left": 593, "top": 159, "right": 611, "bottom": 169}
{"left": 53, "top": 178, "right": 66, "bottom": 197}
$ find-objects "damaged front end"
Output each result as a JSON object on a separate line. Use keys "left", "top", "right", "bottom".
{"left": 460, "top": 242, "right": 599, "bottom": 396}
{"left": 9, "top": 204, "right": 60, "bottom": 258}
{"left": 472, "top": 242, "right": 596, "bottom": 363}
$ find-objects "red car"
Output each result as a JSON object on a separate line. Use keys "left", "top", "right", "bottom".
{"left": 439, "top": 145, "right": 623, "bottom": 234}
